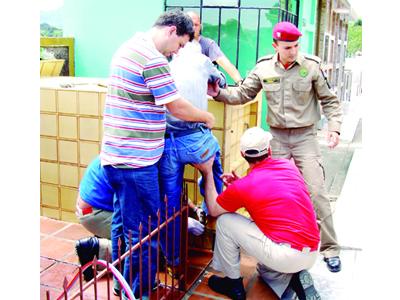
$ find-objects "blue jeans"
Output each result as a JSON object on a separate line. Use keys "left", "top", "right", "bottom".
{"left": 159, "top": 128, "right": 223, "bottom": 265}
{"left": 104, "top": 164, "right": 160, "bottom": 298}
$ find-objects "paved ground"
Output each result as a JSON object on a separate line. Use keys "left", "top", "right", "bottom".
{"left": 308, "top": 56, "right": 364, "bottom": 299}
{"left": 310, "top": 99, "right": 363, "bottom": 300}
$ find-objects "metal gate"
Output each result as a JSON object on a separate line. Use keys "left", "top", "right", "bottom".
{"left": 46, "top": 187, "right": 192, "bottom": 300}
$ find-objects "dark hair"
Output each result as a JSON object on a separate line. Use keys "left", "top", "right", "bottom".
{"left": 243, "top": 153, "right": 269, "bottom": 164}
{"left": 154, "top": 10, "right": 194, "bottom": 41}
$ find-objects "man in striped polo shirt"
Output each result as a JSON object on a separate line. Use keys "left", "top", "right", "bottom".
{"left": 100, "top": 10, "right": 215, "bottom": 299}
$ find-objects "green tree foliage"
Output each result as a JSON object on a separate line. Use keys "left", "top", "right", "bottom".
{"left": 40, "top": 23, "right": 63, "bottom": 37}
{"left": 347, "top": 19, "right": 362, "bottom": 56}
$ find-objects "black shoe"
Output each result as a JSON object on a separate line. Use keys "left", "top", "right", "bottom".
{"left": 75, "top": 236, "right": 99, "bottom": 281}
{"left": 323, "top": 256, "right": 341, "bottom": 273}
{"left": 208, "top": 275, "right": 246, "bottom": 300}
{"left": 288, "top": 270, "right": 321, "bottom": 300}
{"left": 113, "top": 288, "right": 120, "bottom": 296}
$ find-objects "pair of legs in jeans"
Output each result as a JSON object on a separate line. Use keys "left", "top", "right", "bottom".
{"left": 159, "top": 127, "right": 223, "bottom": 265}
{"left": 104, "top": 164, "right": 160, "bottom": 299}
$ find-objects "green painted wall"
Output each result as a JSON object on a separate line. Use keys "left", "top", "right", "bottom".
{"left": 184, "top": 1, "right": 317, "bottom": 130}
{"left": 61, "top": 1, "right": 164, "bottom": 77}
{"left": 59, "top": 0, "right": 318, "bottom": 129}
{"left": 298, "top": 0, "right": 317, "bottom": 54}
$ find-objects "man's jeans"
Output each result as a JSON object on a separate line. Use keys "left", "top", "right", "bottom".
{"left": 104, "top": 164, "right": 160, "bottom": 298}
{"left": 159, "top": 128, "right": 223, "bottom": 265}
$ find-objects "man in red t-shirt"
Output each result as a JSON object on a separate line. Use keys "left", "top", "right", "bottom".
{"left": 196, "top": 127, "right": 321, "bottom": 300}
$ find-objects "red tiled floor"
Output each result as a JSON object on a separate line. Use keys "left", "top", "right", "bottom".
{"left": 63, "top": 251, "right": 80, "bottom": 264}
{"left": 40, "top": 216, "right": 277, "bottom": 299}
{"left": 187, "top": 249, "right": 213, "bottom": 267}
{"left": 40, "top": 286, "right": 61, "bottom": 300}
{"left": 54, "top": 222, "right": 92, "bottom": 240}
{"left": 40, "top": 261, "right": 79, "bottom": 288}
{"left": 40, "top": 217, "right": 69, "bottom": 235}
{"left": 246, "top": 276, "right": 278, "bottom": 300}
{"left": 40, "top": 236, "right": 76, "bottom": 261}
{"left": 41, "top": 257, "right": 56, "bottom": 272}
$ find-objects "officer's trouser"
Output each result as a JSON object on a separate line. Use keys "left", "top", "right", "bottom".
{"left": 270, "top": 125, "right": 340, "bottom": 258}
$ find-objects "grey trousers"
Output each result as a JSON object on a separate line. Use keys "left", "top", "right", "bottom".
{"left": 212, "top": 213, "right": 318, "bottom": 297}
{"left": 76, "top": 207, "right": 112, "bottom": 260}
{"left": 270, "top": 125, "right": 340, "bottom": 257}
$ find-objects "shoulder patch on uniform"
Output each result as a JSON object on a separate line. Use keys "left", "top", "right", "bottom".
{"left": 257, "top": 55, "right": 273, "bottom": 64}
{"left": 304, "top": 54, "right": 321, "bottom": 64}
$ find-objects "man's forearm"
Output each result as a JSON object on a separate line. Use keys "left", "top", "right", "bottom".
{"left": 167, "top": 98, "right": 213, "bottom": 125}
{"left": 214, "top": 71, "right": 261, "bottom": 105}
{"left": 203, "top": 171, "right": 225, "bottom": 217}
{"left": 216, "top": 56, "right": 242, "bottom": 83}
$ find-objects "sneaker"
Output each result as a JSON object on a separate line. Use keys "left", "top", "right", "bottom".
{"left": 75, "top": 236, "right": 99, "bottom": 281}
{"left": 288, "top": 270, "right": 321, "bottom": 300}
{"left": 323, "top": 256, "right": 341, "bottom": 273}
{"left": 208, "top": 275, "right": 246, "bottom": 300}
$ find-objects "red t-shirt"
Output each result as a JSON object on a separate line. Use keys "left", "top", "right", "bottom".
{"left": 217, "top": 158, "right": 320, "bottom": 251}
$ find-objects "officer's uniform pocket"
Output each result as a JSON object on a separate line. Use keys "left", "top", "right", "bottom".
{"left": 293, "top": 81, "right": 312, "bottom": 104}
{"left": 263, "top": 83, "right": 281, "bottom": 104}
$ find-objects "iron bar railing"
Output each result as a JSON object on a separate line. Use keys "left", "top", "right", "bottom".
{"left": 48, "top": 184, "right": 190, "bottom": 300}
{"left": 165, "top": 1, "right": 299, "bottom": 71}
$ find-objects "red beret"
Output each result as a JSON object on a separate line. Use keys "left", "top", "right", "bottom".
{"left": 273, "top": 22, "right": 302, "bottom": 42}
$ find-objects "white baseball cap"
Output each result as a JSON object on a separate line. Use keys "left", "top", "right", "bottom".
{"left": 240, "top": 127, "right": 273, "bottom": 158}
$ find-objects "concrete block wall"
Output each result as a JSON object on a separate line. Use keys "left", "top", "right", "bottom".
{"left": 40, "top": 77, "right": 261, "bottom": 222}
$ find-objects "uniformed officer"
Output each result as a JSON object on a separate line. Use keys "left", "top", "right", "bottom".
{"left": 208, "top": 21, "right": 342, "bottom": 273}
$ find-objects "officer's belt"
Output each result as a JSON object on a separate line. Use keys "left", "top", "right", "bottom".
{"left": 270, "top": 124, "right": 314, "bottom": 130}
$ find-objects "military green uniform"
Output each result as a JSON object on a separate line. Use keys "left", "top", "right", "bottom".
{"left": 215, "top": 52, "right": 342, "bottom": 258}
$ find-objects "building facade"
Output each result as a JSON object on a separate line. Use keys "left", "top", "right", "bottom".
{"left": 315, "top": 0, "right": 351, "bottom": 101}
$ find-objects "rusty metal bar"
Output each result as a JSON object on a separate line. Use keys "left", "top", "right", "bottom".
{"left": 148, "top": 215, "right": 152, "bottom": 300}
{"left": 106, "top": 250, "right": 111, "bottom": 299}
{"left": 78, "top": 267, "right": 83, "bottom": 300}
{"left": 139, "top": 222, "right": 143, "bottom": 300}
{"left": 171, "top": 206, "right": 176, "bottom": 296}
{"left": 118, "top": 237, "right": 122, "bottom": 300}
{"left": 164, "top": 196, "right": 169, "bottom": 299}
{"left": 63, "top": 199, "right": 190, "bottom": 300}
{"left": 180, "top": 184, "right": 189, "bottom": 291}
{"left": 93, "top": 256, "right": 98, "bottom": 299}
{"left": 63, "top": 277, "right": 68, "bottom": 300}
{"left": 156, "top": 210, "right": 161, "bottom": 300}
{"left": 129, "top": 230, "right": 133, "bottom": 288}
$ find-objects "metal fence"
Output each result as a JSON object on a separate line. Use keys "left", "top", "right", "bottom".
{"left": 46, "top": 187, "right": 193, "bottom": 300}
{"left": 165, "top": 0, "right": 299, "bottom": 80}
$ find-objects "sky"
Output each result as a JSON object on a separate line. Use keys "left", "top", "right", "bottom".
{"left": 348, "top": 0, "right": 363, "bottom": 18}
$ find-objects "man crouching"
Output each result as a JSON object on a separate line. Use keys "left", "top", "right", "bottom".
{"left": 196, "top": 127, "right": 321, "bottom": 300}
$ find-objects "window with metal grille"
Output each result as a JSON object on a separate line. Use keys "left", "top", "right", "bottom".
{"left": 165, "top": 0, "right": 299, "bottom": 85}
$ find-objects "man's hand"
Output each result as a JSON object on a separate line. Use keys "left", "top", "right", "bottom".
{"left": 221, "top": 170, "right": 240, "bottom": 186}
{"left": 327, "top": 131, "right": 340, "bottom": 149}
{"left": 194, "top": 207, "right": 207, "bottom": 225}
{"left": 207, "top": 79, "right": 220, "bottom": 97}
{"left": 188, "top": 217, "right": 204, "bottom": 236}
